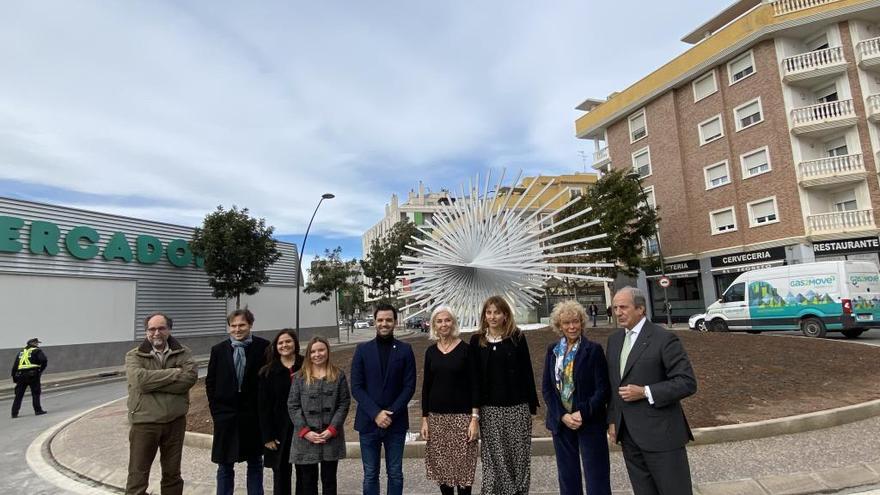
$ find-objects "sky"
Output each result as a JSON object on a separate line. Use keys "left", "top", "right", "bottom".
{"left": 0, "top": 0, "right": 726, "bottom": 269}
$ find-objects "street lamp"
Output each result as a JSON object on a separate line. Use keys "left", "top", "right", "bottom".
{"left": 295, "top": 193, "right": 335, "bottom": 333}
{"left": 626, "top": 173, "right": 672, "bottom": 327}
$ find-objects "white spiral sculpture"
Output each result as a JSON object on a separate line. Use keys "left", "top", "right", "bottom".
{"left": 398, "top": 170, "right": 613, "bottom": 328}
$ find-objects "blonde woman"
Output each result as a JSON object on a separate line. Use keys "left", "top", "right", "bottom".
{"left": 287, "top": 337, "right": 351, "bottom": 495}
{"left": 420, "top": 306, "right": 479, "bottom": 495}
{"left": 469, "top": 295, "right": 538, "bottom": 495}
{"left": 541, "top": 300, "right": 611, "bottom": 495}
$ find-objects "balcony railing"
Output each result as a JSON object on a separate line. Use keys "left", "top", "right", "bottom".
{"left": 808, "top": 209, "right": 875, "bottom": 233}
{"left": 782, "top": 46, "right": 845, "bottom": 76}
{"left": 858, "top": 37, "right": 880, "bottom": 62}
{"left": 791, "top": 99, "right": 855, "bottom": 127}
{"left": 771, "top": 0, "right": 839, "bottom": 16}
{"left": 867, "top": 94, "right": 880, "bottom": 119}
{"left": 799, "top": 153, "right": 864, "bottom": 180}
{"left": 593, "top": 147, "right": 609, "bottom": 164}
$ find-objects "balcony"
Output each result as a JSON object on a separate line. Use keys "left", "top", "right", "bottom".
{"left": 798, "top": 153, "right": 867, "bottom": 188}
{"left": 867, "top": 94, "right": 880, "bottom": 122}
{"left": 857, "top": 37, "right": 880, "bottom": 70}
{"left": 592, "top": 147, "right": 610, "bottom": 170}
{"left": 771, "top": 0, "right": 840, "bottom": 16}
{"left": 782, "top": 46, "right": 847, "bottom": 85}
{"left": 790, "top": 99, "right": 857, "bottom": 136}
{"left": 808, "top": 209, "right": 875, "bottom": 235}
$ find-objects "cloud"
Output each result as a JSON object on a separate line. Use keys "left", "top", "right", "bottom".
{"left": 0, "top": 0, "right": 721, "bottom": 249}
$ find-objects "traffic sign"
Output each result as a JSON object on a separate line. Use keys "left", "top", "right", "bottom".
{"left": 658, "top": 276, "right": 671, "bottom": 288}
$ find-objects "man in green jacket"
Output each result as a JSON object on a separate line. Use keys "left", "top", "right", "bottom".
{"left": 125, "top": 312, "right": 198, "bottom": 495}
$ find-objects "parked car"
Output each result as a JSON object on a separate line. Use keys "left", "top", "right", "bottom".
{"left": 688, "top": 313, "right": 708, "bottom": 333}
{"left": 353, "top": 320, "right": 370, "bottom": 329}
{"left": 405, "top": 317, "right": 426, "bottom": 330}
{"left": 705, "top": 260, "right": 880, "bottom": 338}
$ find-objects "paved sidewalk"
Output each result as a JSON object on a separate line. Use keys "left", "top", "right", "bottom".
{"left": 41, "top": 396, "right": 880, "bottom": 494}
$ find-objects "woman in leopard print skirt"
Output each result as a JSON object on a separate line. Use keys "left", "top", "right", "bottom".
{"left": 469, "top": 296, "right": 539, "bottom": 495}
{"left": 421, "top": 305, "right": 479, "bottom": 495}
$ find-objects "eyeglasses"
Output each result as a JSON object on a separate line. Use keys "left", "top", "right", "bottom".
{"left": 146, "top": 326, "right": 168, "bottom": 333}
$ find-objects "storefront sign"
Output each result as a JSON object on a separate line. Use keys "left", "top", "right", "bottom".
{"left": 0, "top": 215, "right": 204, "bottom": 268}
{"left": 645, "top": 259, "right": 700, "bottom": 278}
{"left": 812, "top": 236, "right": 880, "bottom": 255}
{"left": 710, "top": 246, "right": 786, "bottom": 275}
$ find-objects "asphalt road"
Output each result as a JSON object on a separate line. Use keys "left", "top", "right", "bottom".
{"left": 1, "top": 379, "right": 128, "bottom": 494}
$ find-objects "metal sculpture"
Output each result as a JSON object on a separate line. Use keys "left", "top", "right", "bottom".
{"left": 398, "top": 170, "right": 613, "bottom": 328}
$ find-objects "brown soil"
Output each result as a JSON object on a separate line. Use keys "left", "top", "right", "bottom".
{"left": 186, "top": 329, "right": 880, "bottom": 438}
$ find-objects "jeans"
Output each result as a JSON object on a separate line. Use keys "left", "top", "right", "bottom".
{"left": 359, "top": 430, "right": 406, "bottom": 495}
{"left": 216, "top": 455, "right": 263, "bottom": 495}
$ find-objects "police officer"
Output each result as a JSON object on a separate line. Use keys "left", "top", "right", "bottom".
{"left": 11, "top": 337, "right": 48, "bottom": 418}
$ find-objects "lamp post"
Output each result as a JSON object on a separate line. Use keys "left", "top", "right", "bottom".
{"left": 626, "top": 173, "right": 672, "bottom": 327}
{"left": 296, "top": 193, "right": 335, "bottom": 333}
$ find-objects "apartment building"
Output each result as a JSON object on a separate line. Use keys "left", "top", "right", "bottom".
{"left": 576, "top": 0, "right": 880, "bottom": 322}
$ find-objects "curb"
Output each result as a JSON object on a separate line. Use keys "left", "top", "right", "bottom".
{"left": 182, "top": 398, "right": 880, "bottom": 457}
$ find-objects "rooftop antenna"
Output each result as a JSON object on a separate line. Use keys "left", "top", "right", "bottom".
{"left": 578, "top": 150, "right": 588, "bottom": 172}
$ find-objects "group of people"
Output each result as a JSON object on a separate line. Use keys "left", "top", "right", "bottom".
{"left": 122, "top": 286, "right": 696, "bottom": 495}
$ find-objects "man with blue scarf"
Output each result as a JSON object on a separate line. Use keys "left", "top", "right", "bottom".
{"left": 206, "top": 308, "right": 270, "bottom": 494}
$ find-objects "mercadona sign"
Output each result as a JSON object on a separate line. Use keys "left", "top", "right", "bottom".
{"left": 0, "top": 215, "right": 203, "bottom": 268}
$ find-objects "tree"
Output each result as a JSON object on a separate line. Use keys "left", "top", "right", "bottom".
{"left": 360, "top": 219, "right": 420, "bottom": 301}
{"left": 190, "top": 205, "right": 281, "bottom": 309}
{"left": 305, "top": 247, "right": 366, "bottom": 321}
{"left": 577, "top": 169, "right": 660, "bottom": 279}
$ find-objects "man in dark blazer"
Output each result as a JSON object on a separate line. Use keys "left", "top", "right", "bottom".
{"left": 606, "top": 287, "right": 697, "bottom": 495}
{"left": 350, "top": 303, "right": 416, "bottom": 495}
{"left": 206, "top": 308, "right": 270, "bottom": 495}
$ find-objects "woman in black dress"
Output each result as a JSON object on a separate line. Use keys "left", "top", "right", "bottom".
{"left": 470, "top": 295, "right": 538, "bottom": 495}
{"left": 421, "top": 305, "right": 479, "bottom": 495}
{"left": 258, "top": 329, "right": 304, "bottom": 495}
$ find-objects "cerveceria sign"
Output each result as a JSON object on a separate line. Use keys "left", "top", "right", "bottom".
{"left": 0, "top": 215, "right": 203, "bottom": 268}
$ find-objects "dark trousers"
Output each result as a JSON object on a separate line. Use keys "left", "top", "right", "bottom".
{"left": 11, "top": 374, "right": 43, "bottom": 416}
{"left": 126, "top": 415, "right": 187, "bottom": 495}
{"left": 552, "top": 424, "right": 611, "bottom": 495}
{"left": 297, "top": 460, "right": 338, "bottom": 495}
{"left": 216, "top": 455, "right": 263, "bottom": 495}
{"left": 440, "top": 484, "right": 472, "bottom": 495}
{"left": 619, "top": 425, "right": 692, "bottom": 495}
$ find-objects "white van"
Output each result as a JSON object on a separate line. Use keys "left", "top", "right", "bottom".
{"left": 704, "top": 261, "right": 880, "bottom": 338}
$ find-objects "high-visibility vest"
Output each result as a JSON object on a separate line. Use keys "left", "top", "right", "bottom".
{"left": 17, "top": 347, "right": 40, "bottom": 370}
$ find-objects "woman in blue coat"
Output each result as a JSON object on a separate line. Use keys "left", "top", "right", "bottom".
{"left": 541, "top": 300, "right": 611, "bottom": 495}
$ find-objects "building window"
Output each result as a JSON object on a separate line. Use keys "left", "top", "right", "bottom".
{"left": 704, "top": 161, "right": 731, "bottom": 189}
{"left": 825, "top": 136, "right": 848, "bottom": 157}
{"left": 832, "top": 190, "right": 858, "bottom": 212}
{"left": 748, "top": 197, "right": 779, "bottom": 227}
{"left": 734, "top": 98, "right": 763, "bottom": 131}
{"left": 710, "top": 208, "right": 737, "bottom": 234}
{"left": 728, "top": 50, "right": 755, "bottom": 85}
{"left": 693, "top": 71, "right": 717, "bottom": 102}
{"left": 641, "top": 185, "right": 656, "bottom": 209}
{"left": 815, "top": 84, "right": 838, "bottom": 103}
{"left": 740, "top": 147, "right": 771, "bottom": 179}
{"left": 568, "top": 187, "right": 585, "bottom": 199}
{"left": 699, "top": 115, "right": 724, "bottom": 145}
{"left": 632, "top": 147, "right": 651, "bottom": 178}
{"left": 629, "top": 110, "right": 647, "bottom": 143}
{"left": 645, "top": 236, "right": 660, "bottom": 256}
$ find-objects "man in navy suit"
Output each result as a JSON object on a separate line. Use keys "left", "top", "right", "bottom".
{"left": 606, "top": 287, "right": 697, "bottom": 495}
{"left": 350, "top": 303, "right": 416, "bottom": 495}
